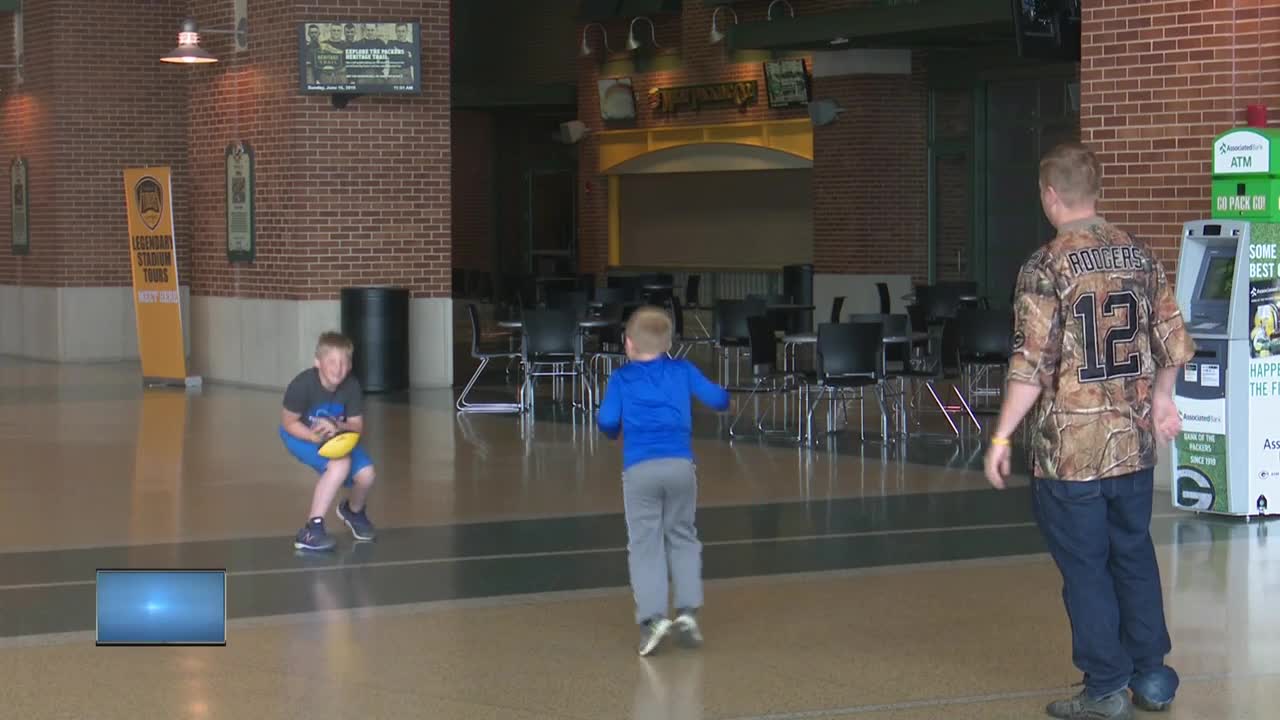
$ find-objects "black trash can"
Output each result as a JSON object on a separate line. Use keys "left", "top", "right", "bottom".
{"left": 340, "top": 287, "right": 410, "bottom": 393}
{"left": 782, "top": 263, "right": 814, "bottom": 333}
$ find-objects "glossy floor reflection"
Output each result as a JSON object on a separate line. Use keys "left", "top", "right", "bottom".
{"left": 1, "top": 358, "right": 1275, "bottom": 719}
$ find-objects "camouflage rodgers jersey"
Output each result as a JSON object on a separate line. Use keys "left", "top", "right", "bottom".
{"left": 1008, "top": 216, "right": 1196, "bottom": 481}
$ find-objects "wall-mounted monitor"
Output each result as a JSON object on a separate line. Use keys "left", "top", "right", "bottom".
{"left": 300, "top": 21, "right": 421, "bottom": 94}
{"left": 1011, "top": 0, "right": 1080, "bottom": 62}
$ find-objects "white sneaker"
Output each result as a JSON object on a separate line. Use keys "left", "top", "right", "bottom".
{"left": 638, "top": 617, "right": 672, "bottom": 656}
{"left": 674, "top": 611, "right": 703, "bottom": 648}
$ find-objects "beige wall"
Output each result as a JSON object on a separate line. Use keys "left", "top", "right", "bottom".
{"left": 620, "top": 169, "right": 813, "bottom": 269}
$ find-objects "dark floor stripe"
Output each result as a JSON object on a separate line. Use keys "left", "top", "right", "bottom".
{"left": 0, "top": 487, "right": 1038, "bottom": 587}
{"left": 0, "top": 514, "right": 1243, "bottom": 639}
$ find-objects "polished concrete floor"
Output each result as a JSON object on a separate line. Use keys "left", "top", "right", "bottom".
{"left": 0, "top": 356, "right": 1276, "bottom": 719}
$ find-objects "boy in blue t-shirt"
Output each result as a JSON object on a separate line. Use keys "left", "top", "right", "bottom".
{"left": 597, "top": 306, "right": 730, "bottom": 656}
{"left": 279, "top": 331, "right": 377, "bottom": 551}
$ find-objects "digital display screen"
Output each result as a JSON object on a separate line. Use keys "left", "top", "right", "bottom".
{"left": 96, "top": 570, "right": 227, "bottom": 646}
{"left": 299, "top": 21, "right": 420, "bottom": 94}
{"left": 1200, "top": 256, "right": 1235, "bottom": 300}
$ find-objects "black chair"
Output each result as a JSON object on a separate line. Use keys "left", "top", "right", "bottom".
{"left": 894, "top": 312, "right": 981, "bottom": 437}
{"left": 782, "top": 295, "right": 844, "bottom": 372}
{"left": 922, "top": 287, "right": 959, "bottom": 323}
{"left": 456, "top": 304, "right": 523, "bottom": 414}
{"left": 593, "top": 287, "right": 632, "bottom": 306}
{"left": 959, "top": 308, "right": 1013, "bottom": 410}
{"left": 802, "top": 322, "right": 886, "bottom": 442}
{"left": 713, "top": 299, "right": 756, "bottom": 388}
{"left": 876, "top": 282, "right": 892, "bottom": 315}
{"left": 685, "top": 274, "right": 704, "bottom": 308}
{"left": 547, "top": 289, "right": 589, "bottom": 319}
{"left": 729, "top": 315, "right": 800, "bottom": 438}
{"left": 520, "top": 309, "right": 590, "bottom": 413}
{"left": 782, "top": 264, "right": 814, "bottom": 334}
{"left": 668, "top": 295, "right": 714, "bottom": 360}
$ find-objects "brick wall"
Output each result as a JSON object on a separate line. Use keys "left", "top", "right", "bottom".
{"left": 188, "top": 1, "right": 453, "bottom": 301}
{"left": 1080, "top": 0, "right": 1280, "bottom": 269}
{"left": 0, "top": 1, "right": 451, "bottom": 301}
{"left": 0, "top": 0, "right": 189, "bottom": 288}
{"left": 810, "top": 58, "right": 929, "bottom": 280}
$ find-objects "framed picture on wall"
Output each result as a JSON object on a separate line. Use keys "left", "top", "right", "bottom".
{"left": 598, "top": 77, "right": 637, "bottom": 121}
{"left": 225, "top": 141, "right": 255, "bottom": 263}
{"left": 11, "top": 157, "right": 28, "bottom": 255}
{"left": 763, "top": 59, "right": 810, "bottom": 109}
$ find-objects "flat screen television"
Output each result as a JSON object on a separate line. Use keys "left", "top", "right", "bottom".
{"left": 299, "top": 21, "right": 421, "bottom": 94}
{"left": 1011, "top": 0, "right": 1081, "bottom": 62}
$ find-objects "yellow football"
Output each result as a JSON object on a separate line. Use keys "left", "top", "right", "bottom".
{"left": 317, "top": 431, "right": 359, "bottom": 459}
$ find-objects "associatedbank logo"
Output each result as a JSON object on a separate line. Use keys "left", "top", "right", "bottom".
{"left": 1176, "top": 395, "right": 1227, "bottom": 435}
{"left": 1214, "top": 130, "right": 1271, "bottom": 174}
{"left": 1220, "top": 141, "right": 1264, "bottom": 154}
{"left": 1175, "top": 466, "right": 1216, "bottom": 511}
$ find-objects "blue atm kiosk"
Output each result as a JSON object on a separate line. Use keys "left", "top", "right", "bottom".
{"left": 1173, "top": 127, "right": 1280, "bottom": 517}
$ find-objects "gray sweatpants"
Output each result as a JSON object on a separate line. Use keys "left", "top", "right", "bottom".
{"left": 622, "top": 458, "right": 703, "bottom": 624}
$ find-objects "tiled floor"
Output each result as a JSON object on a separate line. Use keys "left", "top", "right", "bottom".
{"left": 0, "top": 357, "right": 1274, "bottom": 719}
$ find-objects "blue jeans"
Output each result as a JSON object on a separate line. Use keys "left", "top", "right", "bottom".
{"left": 1032, "top": 468, "right": 1172, "bottom": 699}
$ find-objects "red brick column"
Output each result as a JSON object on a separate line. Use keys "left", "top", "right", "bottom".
{"left": 1080, "top": 0, "right": 1277, "bottom": 268}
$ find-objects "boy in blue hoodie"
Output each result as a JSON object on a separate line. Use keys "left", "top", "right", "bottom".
{"left": 597, "top": 306, "right": 731, "bottom": 656}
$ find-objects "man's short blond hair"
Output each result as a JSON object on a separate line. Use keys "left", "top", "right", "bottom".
{"left": 315, "top": 331, "right": 354, "bottom": 358}
{"left": 1039, "top": 142, "right": 1102, "bottom": 208}
{"left": 625, "top": 306, "right": 673, "bottom": 355}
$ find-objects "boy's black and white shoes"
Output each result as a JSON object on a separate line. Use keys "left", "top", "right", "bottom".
{"left": 638, "top": 616, "right": 673, "bottom": 656}
{"left": 673, "top": 609, "right": 703, "bottom": 648}
{"left": 336, "top": 500, "right": 377, "bottom": 541}
{"left": 294, "top": 517, "right": 337, "bottom": 551}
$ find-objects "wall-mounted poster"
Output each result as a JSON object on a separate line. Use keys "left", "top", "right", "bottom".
{"left": 763, "top": 59, "right": 810, "bottom": 109}
{"left": 225, "top": 141, "right": 255, "bottom": 263}
{"left": 11, "top": 158, "right": 28, "bottom": 255}
{"left": 599, "top": 77, "right": 637, "bottom": 121}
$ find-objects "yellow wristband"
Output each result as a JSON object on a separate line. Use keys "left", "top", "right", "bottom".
{"left": 990, "top": 436, "right": 1011, "bottom": 447}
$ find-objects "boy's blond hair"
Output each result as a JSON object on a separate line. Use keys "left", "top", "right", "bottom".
{"left": 315, "top": 331, "right": 354, "bottom": 358}
{"left": 625, "top": 306, "right": 673, "bottom": 356}
{"left": 1039, "top": 142, "right": 1102, "bottom": 208}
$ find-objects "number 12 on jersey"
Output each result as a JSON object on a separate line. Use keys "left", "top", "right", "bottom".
{"left": 1074, "top": 290, "right": 1141, "bottom": 383}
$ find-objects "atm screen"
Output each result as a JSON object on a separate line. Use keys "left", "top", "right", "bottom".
{"left": 1199, "top": 256, "right": 1235, "bottom": 300}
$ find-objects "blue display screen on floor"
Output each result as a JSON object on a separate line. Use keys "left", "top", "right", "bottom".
{"left": 95, "top": 570, "right": 226, "bottom": 646}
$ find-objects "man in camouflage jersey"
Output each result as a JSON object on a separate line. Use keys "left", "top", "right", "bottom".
{"left": 985, "top": 142, "right": 1195, "bottom": 720}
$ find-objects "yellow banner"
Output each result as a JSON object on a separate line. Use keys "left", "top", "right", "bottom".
{"left": 123, "top": 167, "right": 187, "bottom": 382}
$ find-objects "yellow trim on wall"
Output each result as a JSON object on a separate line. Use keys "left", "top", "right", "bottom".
{"left": 608, "top": 176, "right": 621, "bottom": 267}
{"left": 597, "top": 118, "right": 813, "bottom": 173}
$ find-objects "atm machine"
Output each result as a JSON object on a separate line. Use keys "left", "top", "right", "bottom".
{"left": 1173, "top": 127, "right": 1280, "bottom": 517}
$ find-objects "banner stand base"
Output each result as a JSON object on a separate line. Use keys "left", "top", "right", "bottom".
{"left": 142, "top": 375, "right": 203, "bottom": 390}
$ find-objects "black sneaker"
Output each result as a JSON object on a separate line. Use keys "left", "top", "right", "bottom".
{"left": 294, "top": 518, "right": 337, "bottom": 551}
{"left": 673, "top": 609, "right": 703, "bottom": 649}
{"left": 336, "top": 501, "right": 376, "bottom": 541}
{"left": 637, "top": 616, "right": 672, "bottom": 657}
{"left": 1046, "top": 689, "right": 1134, "bottom": 720}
